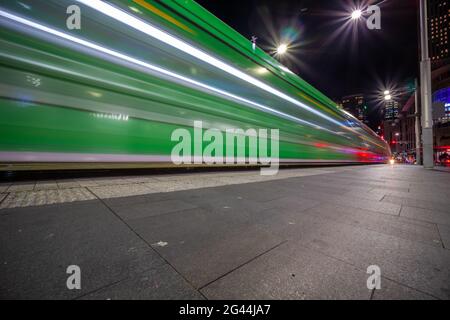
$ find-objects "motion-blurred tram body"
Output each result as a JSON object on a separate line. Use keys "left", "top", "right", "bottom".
{"left": 0, "top": 0, "right": 390, "bottom": 170}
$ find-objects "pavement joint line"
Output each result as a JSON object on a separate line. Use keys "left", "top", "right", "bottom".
{"left": 396, "top": 208, "right": 450, "bottom": 226}
{"left": 369, "top": 288, "right": 375, "bottom": 300}
{"left": 85, "top": 186, "right": 207, "bottom": 300}
{"left": 305, "top": 206, "right": 444, "bottom": 249}
{"left": 308, "top": 195, "right": 402, "bottom": 218}
{"left": 126, "top": 205, "right": 198, "bottom": 222}
{"left": 299, "top": 242, "right": 441, "bottom": 300}
{"left": 72, "top": 265, "right": 170, "bottom": 300}
{"left": 381, "top": 196, "right": 450, "bottom": 214}
{"left": 434, "top": 223, "right": 446, "bottom": 250}
{"left": 376, "top": 275, "right": 441, "bottom": 300}
{"left": 0, "top": 192, "right": 9, "bottom": 206}
{"left": 289, "top": 242, "right": 374, "bottom": 286}
{"left": 398, "top": 205, "right": 403, "bottom": 217}
{"left": 258, "top": 194, "right": 292, "bottom": 204}
{"left": 198, "top": 240, "right": 288, "bottom": 292}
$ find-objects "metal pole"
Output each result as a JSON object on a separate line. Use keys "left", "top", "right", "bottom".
{"left": 419, "top": 0, "right": 434, "bottom": 169}
{"left": 414, "top": 78, "right": 422, "bottom": 165}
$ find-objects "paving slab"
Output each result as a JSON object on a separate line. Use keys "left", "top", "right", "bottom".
{"left": 278, "top": 189, "right": 402, "bottom": 216}
{"left": 400, "top": 206, "right": 450, "bottom": 226}
{"left": 437, "top": 224, "right": 450, "bottom": 250}
{"left": 195, "top": 183, "right": 288, "bottom": 203}
{"left": 0, "top": 188, "right": 96, "bottom": 209}
{"left": 7, "top": 183, "right": 35, "bottom": 192}
{"left": 176, "top": 187, "right": 281, "bottom": 214}
{"left": 88, "top": 184, "right": 155, "bottom": 199}
{"left": 107, "top": 198, "right": 199, "bottom": 221}
{"left": 80, "top": 264, "right": 203, "bottom": 300}
{"left": 302, "top": 203, "right": 443, "bottom": 248}
{"left": 201, "top": 241, "right": 372, "bottom": 300}
{"left": 272, "top": 179, "right": 351, "bottom": 196}
{"left": 373, "top": 189, "right": 450, "bottom": 205}
{"left": 382, "top": 195, "right": 450, "bottom": 213}
{"left": 408, "top": 186, "right": 450, "bottom": 197}
{"left": 298, "top": 181, "right": 373, "bottom": 194}
{"left": 342, "top": 190, "right": 386, "bottom": 201}
{"left": 143, "top": 179, "right": 222, "bottom": 193}
{"left": 0, "top": 200, "right": 166, "bottom": 299}
{"left": 128, "top": 207, "right": 285, "bottom": 288}
{"left": 281, "top": 214, "right": 450, "bottom": 299}
{"left": 371, "top": 277, "right": 437, "bottom": 300}
{"left": 56, "top": 180, "right": 82, "bottom": 189}
{"left": 34, "top": 182, "right": 58, "bottom": 191}
{"left": 354, "top": 184, "right": 410, "bottom": 193}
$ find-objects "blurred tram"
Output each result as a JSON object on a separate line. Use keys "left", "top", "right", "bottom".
{"left": 0, "top": 0, "right": 390, "bottom": 171}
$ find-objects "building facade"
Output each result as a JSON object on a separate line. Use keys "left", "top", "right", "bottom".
{"left": 384, "top": 100, "right": 400, "bottom": 121}
{"left": 340, "top": 94, "right": 368, "bottom": 124}
{"left": 429, "top": 0, "right": 450, "bottom": 162}
{"left": 428, "top": 0, "right": 449, "bottom": 67}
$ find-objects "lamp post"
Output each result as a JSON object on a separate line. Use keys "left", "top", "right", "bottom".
{"left": 351, "top": 3, "right": 433, "bottom": 168}
{"left": 419, "top": 0, "right": 434, "bottom": 169}
{"left": 395, "top": 132, "right": 400, "bottom": 154}
{"left": 414, "top": 78, "right": 422, "bottom": 165}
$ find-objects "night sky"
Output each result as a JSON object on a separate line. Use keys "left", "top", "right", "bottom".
{"left": 196, "top": 0, "right": 419, "bottom": 128}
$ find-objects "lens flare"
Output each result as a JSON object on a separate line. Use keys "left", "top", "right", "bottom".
{"left": 277, "top": 43, "right": 288, "bottom": 55}
{"left": 351, "top": 9, "right": 362, "bottom": 20}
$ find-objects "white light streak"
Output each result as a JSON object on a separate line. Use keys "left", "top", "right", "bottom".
{"left": 0, "top": 9, "right": 336, "bottom": 133}
{"left": 76, "top": 0, "right": 344, "bottom": 127}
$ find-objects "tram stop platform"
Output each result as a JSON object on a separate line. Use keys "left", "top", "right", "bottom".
{"left": 0, "top": 164, "right": 449, "bottom": 300}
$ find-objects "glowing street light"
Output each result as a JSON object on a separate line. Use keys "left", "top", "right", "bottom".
{"left": 384, "top": 94, "right": 392, "bottom": 101}
{"left": 351, "top": 9, "right": 362, "bottom": 20}
{"left": 383, "top": 90, "right": 390, "bottom": 95}
{"left": 277, "top": 43, "right": 288, "bottom": 55}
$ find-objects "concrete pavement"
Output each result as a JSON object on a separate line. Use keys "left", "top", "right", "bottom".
{"left": 0, "top": 164, "right": 449, "bottom": 299}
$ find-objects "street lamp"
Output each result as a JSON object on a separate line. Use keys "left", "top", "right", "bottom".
{"left": 419, "top": 0, "right": 434, "bottom": 169}
{"left": 343, "top": 2, "right": 432, "bottom": 168}
{"left": 351, "top": 9, "right": 362, "bottom": 20}
{"left": 277, "top": 43, "right": 288, "bottom": 55}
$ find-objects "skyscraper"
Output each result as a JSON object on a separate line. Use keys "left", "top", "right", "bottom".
{"left": 340, "top": 94, "right": 368, "bottom": 124}
{"left": 384, "top": 100, "right": 400, "bottom": 120}
{"left": 428, "top": 0, "right": 449, "bottom": 66}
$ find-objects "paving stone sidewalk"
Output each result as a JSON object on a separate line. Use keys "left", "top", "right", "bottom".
{"left": 0, "top": 164, "right": 449, "bottom": 299}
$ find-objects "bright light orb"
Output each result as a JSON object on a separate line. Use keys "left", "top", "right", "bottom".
{"left": 277, "top": 44, "right": 288, "bottom": 55}
{"left": 384, "top": 94, "right": 392, "bottom": 101}
{"left": 351, "top": 9, "right": 362, "bottom": 20}
{"left": 384, "top": 90, "right": 390, "bottom": 95}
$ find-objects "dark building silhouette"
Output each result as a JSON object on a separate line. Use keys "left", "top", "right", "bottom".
{"left": 428, "top": 0, "right": 450, "bottom": 156}
{"left": 384, "top": 100, "right": 400, "bottom": 121}
{"left": 428, "top": 0, "right": 449, "bottom": 67}
{"left": 340, "top": 94, "right": 368, "bottom": 124}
